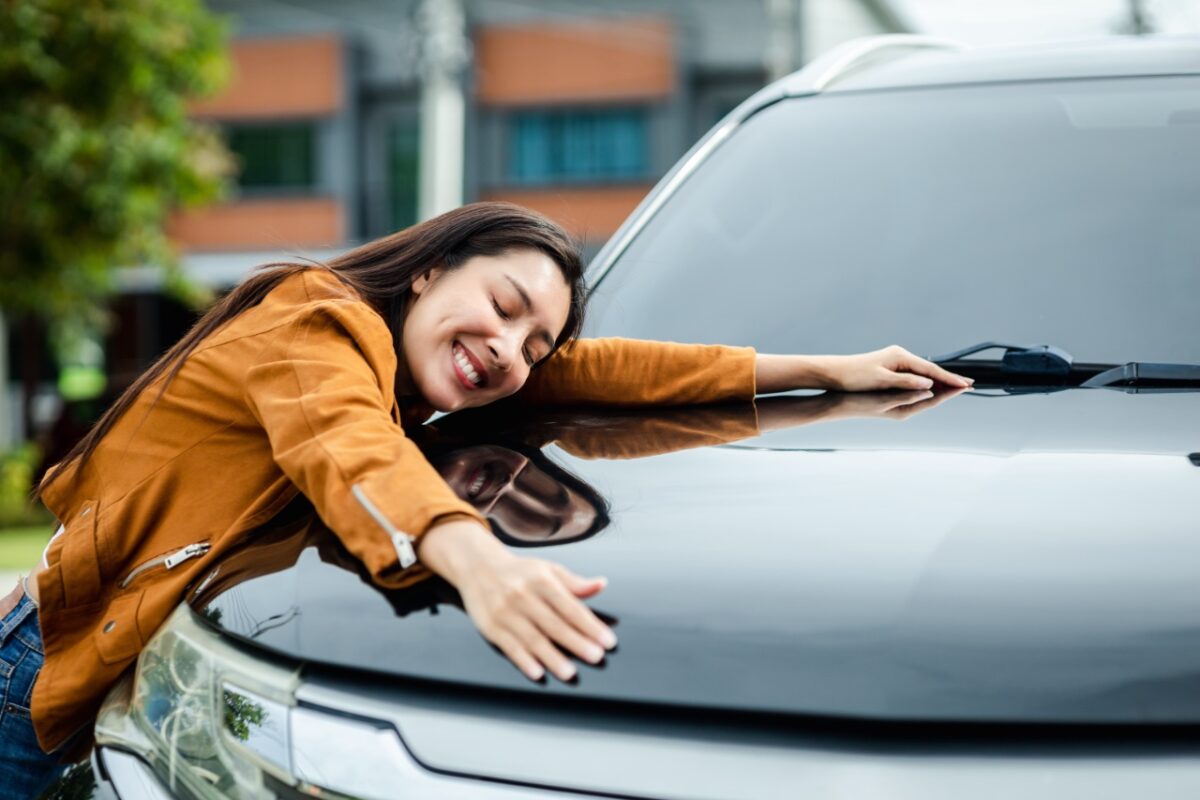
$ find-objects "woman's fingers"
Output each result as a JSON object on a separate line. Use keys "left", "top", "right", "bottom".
{"left": 891, "top": 348, "right": 973, "bottom": 388}
{"left": 548, "top": 567, "right": 619, "bottom": 648}
{"left": 506, "top": 615, "right": 579, "bottom": 682}
{"left": 884, "top": 369, "right": 937, "bottom": 391}
{"left": 525, "top": 597, "right": 607, "bottom": 666}
{"left": 559, "top": 569, "right": 607, "bottom": 599}
{"left": 491, "top": 630, "right": 546, "bottom": 682}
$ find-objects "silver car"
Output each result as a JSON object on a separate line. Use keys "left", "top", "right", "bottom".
{"left": 42, "top": 33, "right": 1200, "bottom": 800}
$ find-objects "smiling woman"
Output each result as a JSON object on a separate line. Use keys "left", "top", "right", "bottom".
{"left": 1, "top": 201, "right": 968, "bottom": 797}
{"left": 401, "top": 249, "right": 570, "bottom": 411}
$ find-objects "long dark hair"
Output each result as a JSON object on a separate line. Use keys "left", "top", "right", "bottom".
{"left": 39, "top": 202, "right": 585, "bottom": 497}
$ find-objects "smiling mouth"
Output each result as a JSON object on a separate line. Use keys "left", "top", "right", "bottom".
{"left": 453, "top": 341, "right": 487, "bottom": 389}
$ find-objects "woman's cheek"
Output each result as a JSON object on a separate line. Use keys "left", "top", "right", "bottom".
{"left": 498, "top": 370, "right": 528, "bottom": 398}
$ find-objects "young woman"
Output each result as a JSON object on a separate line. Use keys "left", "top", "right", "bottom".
{"left": 0, "top": 202, "right": 970, "bottom": 793}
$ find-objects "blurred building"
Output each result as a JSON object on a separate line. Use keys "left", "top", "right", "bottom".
{"left": 3, "top": 0, "right": 908, "bottom": 445}
{"left": 179, "top": 0, "right": 909, "bottom": 285}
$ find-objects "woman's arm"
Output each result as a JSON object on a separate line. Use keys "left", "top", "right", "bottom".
{"left": 520, "top": 339, "right": 970, "bottom": 408}
{"left": 245, "top": 302, "right": 615, "bottom": 683}
{"left": 756, "top": 345, "right": 973, "bottom": 394}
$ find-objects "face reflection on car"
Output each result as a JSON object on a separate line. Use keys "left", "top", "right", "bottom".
{"left": 435, "top": 444, "right": 599, "bottom": 544}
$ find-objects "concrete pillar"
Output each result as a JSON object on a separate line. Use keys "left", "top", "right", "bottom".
{"left": 765, "top": 0, "right": 804, "bottom": 81}
{"left": 418, "top": 0, "right": 470, "bottom": 220}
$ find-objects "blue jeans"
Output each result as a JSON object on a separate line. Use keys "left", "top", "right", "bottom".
{"left": 0, "top": 588, "right": 67, "bottom": 798}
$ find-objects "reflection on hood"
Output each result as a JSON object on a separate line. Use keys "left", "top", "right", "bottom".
{"left": 192, "top": 392, "right": 961, "bottom": 617}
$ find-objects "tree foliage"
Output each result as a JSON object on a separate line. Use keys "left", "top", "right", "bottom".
{"left": 0, "top": 0, "right": 231, "bottom": 327}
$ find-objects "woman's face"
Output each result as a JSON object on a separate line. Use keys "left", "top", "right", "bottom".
{"left": 402, "top": 249, "right": 571, "bottom": 412}
{"left": 438, "top": 445, "right": 597, "bottom": 543}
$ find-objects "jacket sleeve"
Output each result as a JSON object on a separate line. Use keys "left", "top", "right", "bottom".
{"left": 243, "top": 301, "right": 487, "bottom": 589}
{"left": 516, "top": 337, "right": 757, "bottom": 407}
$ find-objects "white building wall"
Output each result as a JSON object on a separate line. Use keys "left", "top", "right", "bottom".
{"left": 804, "top": 0, "right": 910, "bottom": 62}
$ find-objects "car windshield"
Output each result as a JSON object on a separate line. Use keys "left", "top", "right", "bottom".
{"left": 584, "top": 76, "right": 1200, "bottom": 364}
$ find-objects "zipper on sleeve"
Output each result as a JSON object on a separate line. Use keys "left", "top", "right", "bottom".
{"left": 351, "top": 484, "right": 418, "bottom": 569}
{"left": 119, "top": 542, "right": 211, "bottom": 589}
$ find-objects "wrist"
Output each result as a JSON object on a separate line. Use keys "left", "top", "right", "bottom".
{"left": 416, "top": 519, "right": 508, "bottom": 586}
{"left": 756, "top": 354, "right": 841, "bottom": 393}
{"left": 804, "top": 355, "right": 845, "bottom": 391}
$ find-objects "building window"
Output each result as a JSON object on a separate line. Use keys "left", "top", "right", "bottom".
{"left": 508, "top": 108, "right": 648, "bottom": 185}
{"left": 226, "top": 123, "right": 318, "bottom": 192}
{"left": 387, "top": 119, "right": 420, "bottom": 231}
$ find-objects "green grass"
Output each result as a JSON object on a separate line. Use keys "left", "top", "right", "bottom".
{"left": 0, "top": 525, "right": 55, "bottom": 571}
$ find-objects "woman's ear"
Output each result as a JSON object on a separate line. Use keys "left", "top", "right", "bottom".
{"left": 411, "top": 266, "right": 443, "bottom": 296}
{"left": 411, "top": 271, "right": 431, "bottom": 296}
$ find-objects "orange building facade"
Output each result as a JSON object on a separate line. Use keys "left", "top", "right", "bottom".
{"left": 171, "top": 16, "right": 694, "bottom": 268}
{"left": 170, "top": 2, "right": 801, "bottom": 282}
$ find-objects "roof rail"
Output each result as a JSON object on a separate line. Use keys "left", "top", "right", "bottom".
{"left": 784, "top": 34, "right": 965, "bottom": 95}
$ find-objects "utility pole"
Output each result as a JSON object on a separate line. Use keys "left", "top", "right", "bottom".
{"left": 765, "top": 0, "right": 803, "bottom": 81}
{"left": 1120, "top": 0, "right": 1154, "bottom": 35}
{"left": 417, "top": 0, "right": 470, "bottom": 220}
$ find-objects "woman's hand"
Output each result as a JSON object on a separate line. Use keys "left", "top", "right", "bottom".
{"left": 416, "top": 518, "right": 616, "bottom": 682}
{"left": 755, "top": 346, "right": 973, "bottom": 394}
{"left": 823, "top": 346, "right": 973, "bottom": 392}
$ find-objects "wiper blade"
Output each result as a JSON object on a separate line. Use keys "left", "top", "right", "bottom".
{"left": 931, "top": 341, "right": 1074, "bottom": 376}
{"left": 1081, "top": 362, "right": 1200, "bottom": 388}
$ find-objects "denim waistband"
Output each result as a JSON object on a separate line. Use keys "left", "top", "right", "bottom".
{"left": 0, "top": 590, "right": 37, "bottom": 648}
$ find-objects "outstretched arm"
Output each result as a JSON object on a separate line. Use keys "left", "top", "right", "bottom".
{"left": 520, "top": 338, "right": 971, "bottom": 407}
{"left": 756, "top": 345, "right": 973, "bottom": 394}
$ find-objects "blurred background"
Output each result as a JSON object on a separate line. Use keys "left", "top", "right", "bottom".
{"left": 0, "top": 0, "right": 1197, "bottom": 565}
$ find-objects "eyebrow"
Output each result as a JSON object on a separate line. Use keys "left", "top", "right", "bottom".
{"left": 504, "top": 274, "right": 555, "bottom": 352}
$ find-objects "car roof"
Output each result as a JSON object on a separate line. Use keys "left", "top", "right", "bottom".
{"left": 785, "top": 34, "right": 1200, "bottom": 96}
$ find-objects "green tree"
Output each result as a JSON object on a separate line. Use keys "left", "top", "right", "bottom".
{"left": 0, "top": 0, "right": 231, "bottom": 436}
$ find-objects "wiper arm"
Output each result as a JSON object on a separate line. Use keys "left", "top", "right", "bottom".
{"left": 1081, "top": 362, "right": 1200, "bottom": 388}
{"left": 931, "top": 341, "right": 1074, "bottom": 376}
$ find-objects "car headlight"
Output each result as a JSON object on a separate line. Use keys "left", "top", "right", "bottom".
{"left": 95, "top": 603, "right": 401, "bottom": 800}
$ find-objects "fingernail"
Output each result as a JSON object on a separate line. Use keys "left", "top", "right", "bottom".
{"left": 920, "top": 379, "right": 934, "bottom": 389}
{"left": 559, "top": 665, "right": 577, "bottom": 681}
{"left": 600, "top": 629, "right": 618, "bottom": 649}
{"left": 529, "top": 666, "right": 545, "bottom": 681}
{"left": 586, "top": 644, "right": 605, "bottom": 663}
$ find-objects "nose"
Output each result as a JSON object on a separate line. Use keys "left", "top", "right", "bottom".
{"left": 486, "top": 330, "right": 521, "bottom": 372}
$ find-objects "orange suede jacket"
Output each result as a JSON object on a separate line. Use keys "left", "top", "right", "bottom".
{"left": 32, "top": 269, "right": 756, "bottom": 752}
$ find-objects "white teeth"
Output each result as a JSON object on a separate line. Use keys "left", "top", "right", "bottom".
{"left": 454, "top": 344, "right": 482, "bottom": 386}
{"left": 468, "top": 473, "right": 485, "bottom": 496}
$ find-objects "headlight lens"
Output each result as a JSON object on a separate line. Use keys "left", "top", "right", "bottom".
{"left": 98, "top": 604, "right": 603, "bottom": 799}
{"left": 97, "top": 604, "right": 301, "bottom": 799}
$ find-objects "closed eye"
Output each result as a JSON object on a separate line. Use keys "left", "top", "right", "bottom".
{"left": 491, "top": 297, "right": 511, "bottom": 320}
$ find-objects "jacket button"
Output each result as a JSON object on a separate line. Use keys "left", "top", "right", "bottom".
{"left": 103, "top": 621, "right": 116, "bottom": 634}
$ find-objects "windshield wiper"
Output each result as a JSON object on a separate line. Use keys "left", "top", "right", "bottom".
{"left": 931, "top": 342, "right": 1074, "bottom": 376}
{"left": 932, "top": 342, "right": 1200, "bottom": 393}
{"left": 1082, "top": 362, "right": 1200, "bottom": 388}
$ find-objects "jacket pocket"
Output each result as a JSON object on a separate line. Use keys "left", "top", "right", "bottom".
{"left": 57, "top": 500, "right": 103, "bottom": 609}
{"left": 94, "top": 591, "right": 145, "bottom": 666}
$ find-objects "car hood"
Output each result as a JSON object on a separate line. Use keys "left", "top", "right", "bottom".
{"left": 190, "top": 389, "right": 1200, "bottom": 723}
